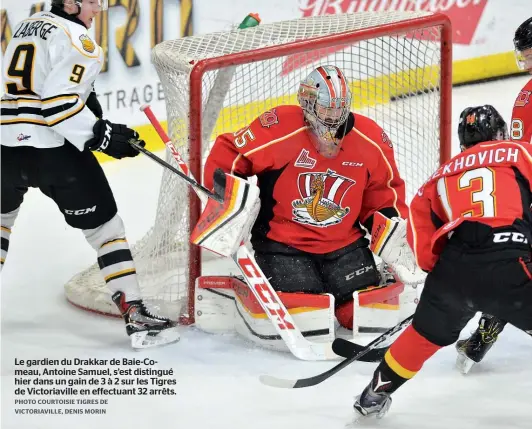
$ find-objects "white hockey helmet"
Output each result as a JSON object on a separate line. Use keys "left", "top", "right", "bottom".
{"left": 297, "top": 65, "right": 352, "bottom": 158}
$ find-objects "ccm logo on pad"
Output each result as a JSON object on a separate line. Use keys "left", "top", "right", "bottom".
{"left": 493, "top": 232, "right": 528, "bottom": 244}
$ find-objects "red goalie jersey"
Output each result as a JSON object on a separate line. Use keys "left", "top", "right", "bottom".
{"left": 511, "top": 78, "right": 532, "bottom": 143}
{"left": 408, "top": 140, "right": 532, "bottom": 272}
{"left": 203, "top": 105, "right": 408, "bottom": 254}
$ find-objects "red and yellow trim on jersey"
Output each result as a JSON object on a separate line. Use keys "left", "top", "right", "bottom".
{"left": 384, "top": 349, "right": 417, "bottom": 380}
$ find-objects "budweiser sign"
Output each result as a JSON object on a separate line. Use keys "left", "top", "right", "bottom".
{"left": 281, "top": 0, "right": 487, "bottom": 75}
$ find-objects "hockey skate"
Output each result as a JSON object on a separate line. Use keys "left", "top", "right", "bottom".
{"left": 353, "top": 383, "right": 392, "bottom": 420}
{"left": 112, "top": 292, "right": 180, "bottom": 349}
{"left": 455, "top": 314, "right": 505, "bottom": 375}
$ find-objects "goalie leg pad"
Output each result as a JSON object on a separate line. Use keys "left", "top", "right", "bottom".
{"left": 194, "top": 276, "right": 335, "bottom": 352}
{"left": 191, "top": 172, "right": 260, "bottom": 257}
{"left": 335, "top": 281, "right": 405, "bottom": 331}
{"left": 233, "top": 279, "right": 335, "bottom": 351}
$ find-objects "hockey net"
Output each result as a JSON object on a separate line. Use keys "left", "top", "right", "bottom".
{"left": 64, "top": 11, "right": 451, "bottom": 324}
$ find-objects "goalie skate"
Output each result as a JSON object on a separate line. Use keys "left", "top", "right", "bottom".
{"left": 112, "top": 292, "right": 180, "bottom": 349}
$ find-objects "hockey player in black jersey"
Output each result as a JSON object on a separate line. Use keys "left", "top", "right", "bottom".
{"left": 1, "top": 0, "right": 179, "bottom": 349}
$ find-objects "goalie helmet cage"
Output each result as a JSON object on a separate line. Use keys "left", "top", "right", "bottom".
{"left": 64, "top": 11, "right": 452, "bottom": 325}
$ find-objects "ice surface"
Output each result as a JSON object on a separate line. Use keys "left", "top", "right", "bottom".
{"left": 2, "top": 75, "right": 532, "bottom": 429}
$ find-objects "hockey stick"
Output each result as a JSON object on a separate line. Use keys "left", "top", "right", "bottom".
{"left": 140, "top": 104, "right": 340, "bottom": 360}
{"left": 331, "top": 337, "right": 388, "bottom": 361}
{"left": 128, "top": 140, "right": 223, "bottom": 203}
{"left": 259, "top": 314, "right": 413, "bottom": 388}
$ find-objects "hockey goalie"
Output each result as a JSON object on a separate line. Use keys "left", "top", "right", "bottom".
{"left": 190, "top": 65, "right": 424, "bottom": 353}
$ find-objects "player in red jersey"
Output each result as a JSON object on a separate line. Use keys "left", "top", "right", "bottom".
{"left": 510, "top": 17, "right": 532, "bottom": 144}
{"left": 454, "top": 16, "right": 532, "bottom": 373}
{"left": 202, "top": 65, "right": 424, "bottom": 329}
{"left": 352, "top": 104, "right": 532, "bottom": 420}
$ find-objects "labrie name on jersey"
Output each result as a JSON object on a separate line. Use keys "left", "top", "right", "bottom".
{"left": 511, "top": 78, "right": 532, "bottom": 143}
{"left": 408, "top": 140, "right": 532, "bottom": 272}
{"left": 1, "top": 11, "right": 104, "bottom": 151}
{"left": 203, "top": 105, "right": 408, "bottom": 254}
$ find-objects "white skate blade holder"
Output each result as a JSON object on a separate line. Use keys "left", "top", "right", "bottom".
{"left": 455, "top": 351, "right": 476, "bottom": 375}
{"left": 130, "top": 327, "right": 180, "bottom": 350}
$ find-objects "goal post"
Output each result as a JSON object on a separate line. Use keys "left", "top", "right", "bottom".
{"left": 64, "top": 11, "right": 452, "bottom": 325}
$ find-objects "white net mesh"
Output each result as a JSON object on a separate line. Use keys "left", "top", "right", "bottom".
{"left": 64, "top": 11, "right": 447, "bottom": 322}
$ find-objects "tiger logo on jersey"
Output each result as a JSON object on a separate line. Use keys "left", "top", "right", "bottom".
{"left": 292, "top": 169, "right": 355, "bottom": 227}
{"left": 79, "top": 34, "right": 95, "bottom": 53}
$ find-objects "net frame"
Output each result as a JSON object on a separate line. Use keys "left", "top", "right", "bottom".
{"left": 64, "top": 12, "right": 452, "bottom": 325}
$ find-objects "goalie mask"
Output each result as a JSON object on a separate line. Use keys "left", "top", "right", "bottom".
{"left": 298, "top": 66, "right": 352, "bottom": 158}
{"left": 514, "top": 17, "right": 532, "bottom": 71}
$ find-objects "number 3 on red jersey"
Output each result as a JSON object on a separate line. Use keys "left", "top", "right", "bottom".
{"left": 437, "top": 167, "right": 496, "bottom": 219}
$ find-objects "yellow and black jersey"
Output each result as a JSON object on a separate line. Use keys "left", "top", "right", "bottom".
{"left": 1, "top": 9, "right": 103, "bottom": 150}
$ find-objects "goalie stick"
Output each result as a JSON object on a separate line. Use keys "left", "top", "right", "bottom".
{"left": 259, "top": 314, "right": 413, "bottom": 388}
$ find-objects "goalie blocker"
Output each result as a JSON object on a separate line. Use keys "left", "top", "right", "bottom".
{"left": 190, "top": 169, "right": 260, "bottom": 257}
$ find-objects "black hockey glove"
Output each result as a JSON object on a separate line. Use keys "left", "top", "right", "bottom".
{"left": 85, "top": 119, "right": 145, "bottom": 159}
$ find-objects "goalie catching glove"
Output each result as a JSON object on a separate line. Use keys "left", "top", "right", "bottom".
{"left": 190, "top": 169, "right": 260, "bottom": 257}
{"left": 370, "top": 212, "right": 426, "bottom": 285}
{"left": 85, "top": 119, "right": 145, "bottom": 159}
